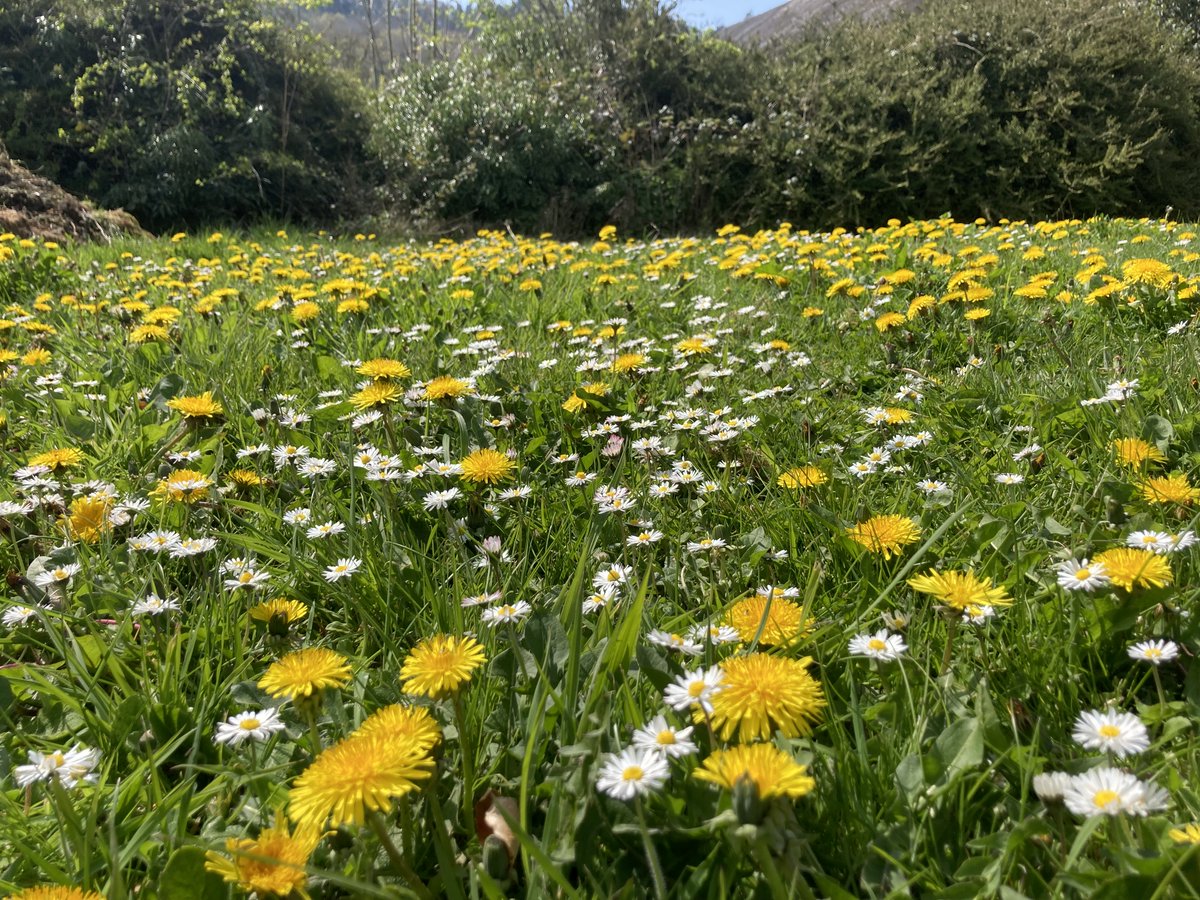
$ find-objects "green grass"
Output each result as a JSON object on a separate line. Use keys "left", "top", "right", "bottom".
{"left": 1, "top": 217, "right": 1200, "bottom": 898}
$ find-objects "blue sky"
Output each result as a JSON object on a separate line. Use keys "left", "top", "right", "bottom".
{"left": 673, "top": 0, "right": 773, "bottom": 27}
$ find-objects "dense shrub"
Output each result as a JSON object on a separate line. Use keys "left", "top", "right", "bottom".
{"left": 0, "top": 0, "right": 374, "bottom": 229}
{"left": 744, "top": 0, "right": 1200, "bottom": 227}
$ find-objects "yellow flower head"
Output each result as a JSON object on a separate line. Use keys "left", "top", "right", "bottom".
{"left": 1092, "top": 548, "right": 1173, "bottom": 591}
{"left": 1121, "top": 258, "right": 1174, "bottom": 288}
{"left": 846, "top": 515, "right": 921, "bottom": 559}
{"left": 694, "top": 743, "right": 816, "bottom": 801}
{"left": 1138, "top": 472, "right": 1199, "bottom": 505}
{"left": 349, "top": 381, "right": 400, "bottom": 411}
{"left": 724, "top": 594, "right": 809, "bottom": 647}
{"left": 64, "top": 496, "right": 112, "bottom": 544}
{"left": 29, "top": 447, "right": 84, "bottom": 471}
{"left": 674, "top": 336, "right": 713, "bottom": 356}
{"left": 1113, "top": 437, "right": 1166, "bottom": 469}
{"left": 709, "top": 653, "right": 827, "bottom": 741}
{"left": 167, "top": 392, "right": 224, "bottom": 419}
{"left": 611, "top": 353, "right": 647, "bottom": 374}
{"left": 258, "top": 648, "right": 352, "bottom": 700}
{"left": 130, "top": 324, "right": 171, "bottom": 343}
{"left": 288, "top": 730, "right": 434, "bottom": 832}
{"left": 907, "top": 569, "right": 1012, "bottom": 614}
{"left": 422, "top": 375, "right": 471, "bottom": 401}
{"left": 400, "top": 634, "right": 486, "bottom": 699}
{"left": 777, "top": 466, "right": 827, "bottom": 489}
{"left": 459, "top": 448, "right": 515, "bottom": 485}
{"left": 205, "top": 812, "right": 322, "bottom": 899}
{"left": 356, "top": 704, "right": 442, "bottom": 753}
{"left": 874, "top": 312, "right": 906, "bottom": 332}
{"left": 1169, "top": 823, "right": 1200, "bottom": 845}
{"left": 356, "top": 358, "right": 411, "bottom": 381}
{"left": 151, "top": 469, "right": 213, "bottom": 504}
{"left": 228, "top": 468, "right": 265, "bottom": 488}
{"left": 249, "top": 598, "right": 310, "bottom": 628}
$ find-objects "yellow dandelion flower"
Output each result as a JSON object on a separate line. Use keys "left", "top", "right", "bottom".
{"left": 167, "top": 392, "right": 224, "bottom": 419}
{"left": 228, "top": 468, "right": 265, "bottom": 488}
{"left": 291, "top": 302, "right": 321, "bottom": 322}
{"left": 356, "top": 358, "right": 411, "bottom": 381}
{"left": 802, "top": 307, "right": 824, "bottom": 318}
{"left": 130, "top": 324, "right": 171, "bottom": 343}
{"left": 349, "top": 381, "right": 400, "bottom": 411}
{"left": 258, "top": 648, "right": 352, "bottom": 700}
{"left": 64, "top": 495, "right": 112, "bottom": 544}
{"left": 1169, "top": 823, "right": 1200, "bottom": 844}
{"left": 205, "top": 812, "right": 322, "bottom": 899}
{"left": 1092, "top": 548, "right": 1173, "bottom": 591}
{"left": 611, "top": 353, "right": 647, "bottom": 373}
{"left": 288, "top": 731, "right": 434, "bottom": 832}
{"left": 907, "top": 569, "right": 1012, "bottom": 613}
{"left": 29, "top": 447, "right": 85, "bottom": 471}
{"left": 709, "top": 653, "right": 826, "bottom": 741}
{"left": 846, "top": 515, "right": 921, "bottom": 559}
{"left": 151, "top": 469, "right": 213, "bottom": 505}
{"left": 357, "top": 704, "right": 442, "bottom": 753}
{"left": 1138, "top": 472, "right": 1199, "bottom": 505}
{"left": 964, "top": 308, "right": 991, "bottom": 321}
{"left": 459, "top": 448, "right": 515, "bottom": 485}
{"left": 674, "top": 336, "right": 713, "bottom": 355}
{"left": 777, "top": 466, "right": 826, "bottom": 489}
{"left": 724, "top": 594, "right": 808, "bottom": 647}
{"left": 874, "top": 312, "right": 907, "bottom": 332}
{"left": 694, "top": 743, "right": 815, "bottom": 800}
{"left": 249, "top": 598, "right": 310, "bottom": 628}
{"left": 1112, "top": 438, "right": 1166, "bottom": 468}
{"left": 400, "top": 634, "right": 486, "bottom": 699}
{"left": 422, "top": 375, "right": 471, "bottom": 401}
{"left": 1121, "top": 258, "right": 1174, "bottom": 288}
{"left": 884, "top": 407, "right": 914, "bottom": 424}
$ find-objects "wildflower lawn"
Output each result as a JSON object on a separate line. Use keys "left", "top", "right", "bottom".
{"left": 2, "top": 218, "right": 1200, "bottom": 898}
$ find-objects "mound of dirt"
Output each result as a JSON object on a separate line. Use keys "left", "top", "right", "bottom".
{"left": 0, "top": 144, "right": 149, "bottom": 243}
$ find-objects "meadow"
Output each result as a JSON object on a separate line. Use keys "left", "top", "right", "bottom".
{"left": 1, "top": 216, "right": 1199, "bottom": 898}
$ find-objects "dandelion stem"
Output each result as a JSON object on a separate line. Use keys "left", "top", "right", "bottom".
{"left": 940, "top": 616, "right": 958, "bottom": 676}
{"left": 452, "top": 692, "right": 477, "bottom": 826}
{"left": 367, "top": 809, "right": 433, "bottom": 900}
{"left": 634, "top": 797, "right": 668, "bottom": 900}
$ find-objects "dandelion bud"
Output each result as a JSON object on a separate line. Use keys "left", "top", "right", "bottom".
{"left": 732, "top": 774, "right": 764, "bottom": 825}
{"left": 482, "top": 834, "right": 512, "bottom": 881}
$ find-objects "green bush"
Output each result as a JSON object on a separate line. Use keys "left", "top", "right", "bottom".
{"left": 0, "top": 0, "right": 375, "bottom": 230}
{"left": 743, "top": 0, "right": 1200, "bottom": 226}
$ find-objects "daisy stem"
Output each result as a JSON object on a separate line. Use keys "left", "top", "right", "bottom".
{"left": 634, "top": 797, "right": 667, "bottom": 900}
{"left": 1151, "top": 666, "right": 1168, "bottom": 720}
{"left": 367, "top": 808, "right": 433, "bottom": 900}
{"left": 452, "top": 692, "right": 477, "bottom": 826}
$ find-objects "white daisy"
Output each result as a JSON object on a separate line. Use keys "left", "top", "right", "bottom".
{"left": 323, "top": 558, "right": 362, "bottom": 582}
{"left": 1127, "top": 639, "right": 1179, "bottom": 665}
{"left": 214, "top": 709, "right": 286, "bottom": 746}
{"left": 631, "top": 715, "right": 697, "bottom": 759}
{"left": 1071, "top": 709, "right": 1150, "bottom": 758}
{"left": 663, "top": 666, "right": 725, "bottom": 713}
{"left": 595, "top": 747, "right": 670, "bottom": 801}
{"left": 848, "top": 629, "right": 907, "bottom": 661}
{"left": 1056, "top": 558, "right": 1110, "bottom": 592}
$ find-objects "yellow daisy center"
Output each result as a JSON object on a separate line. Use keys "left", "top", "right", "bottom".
{"left": 1093, "top": 789, "right": 1120, "bottom": 808}
{"left": 239, "top": 718, "right": 261, "bottom": 730}
{"left": 1099, "top": 725, "right": 1121, "bottom": 738}
{"left": 868, "top": 638, "right": 887, "bottom": 652}
{"left": 656, "top": 730, "right": 677, "bottom": 745}
{"left": 622, "top": 765, "right": 644, "bottom": 782}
